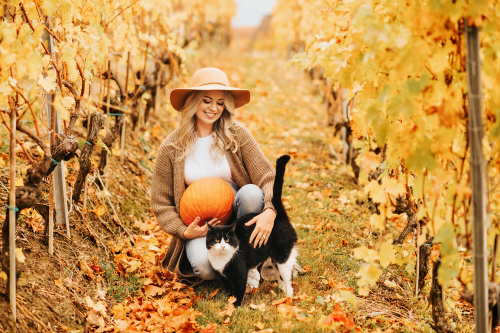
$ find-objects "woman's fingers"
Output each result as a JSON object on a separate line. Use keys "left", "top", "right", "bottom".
{"left": 190, "top": 217, "right": 200, "bottom": 227}
{"left": 245, "top": 216, "right": 258, "bottom": 226}
{"left": 207, "top": 218, "right": 219, "bottom": 226}
{"left": 249, "top": 227, "right": 259, "bottom": 245}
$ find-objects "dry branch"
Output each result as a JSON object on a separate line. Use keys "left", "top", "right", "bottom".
{"left": 72, "top": 112, "right": 106, "bottom": 203}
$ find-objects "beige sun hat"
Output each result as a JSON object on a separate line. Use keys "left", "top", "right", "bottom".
{"left": 169, "top": 67, "right": 250, "bottom": 111}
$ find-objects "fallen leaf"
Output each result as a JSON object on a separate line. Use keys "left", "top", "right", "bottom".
{"left": 78, "top": 261, "right": 95, "bottom": 279}
{"left": 54, "top": 279, "right": 66, "bottom": 291}
{"left": 208, "top": 288, "right": 219, "bottom": 299}
{"left": 322, "top": 305, "right": 355, "bottom": 329}
{"left": 111, "top": 304, "right": 129, "bottom": 320}
{"left": 250, "top": 303, "right": 266, "bottom": 312}
{"left": 85, "top": 296, "right": 107, "bottom": 316}
{"left": 126, "top": 260, "right": 142, "bottom": 273}
{"left": 0, "top": 271, "right": 7, "bottom": 280}
{"left": 276, "top": 304, "right": 302, "bottom": 317}
{"left": 200, "top": 325, "right": 217, "bottom": 333}
{"left": 91, "top": 205, "right": 107, "bottom": 218}
{"left": 255, "top": 321, "right": 265, "bottom": 330}
{"left": 145, "top": 285, "right": 166, "bottom": 297}
{"left": 15, "top": 248, "right": 26, "bottom": 263}
{"left": 218, "top": 296, "right": 236, "bottom": 317}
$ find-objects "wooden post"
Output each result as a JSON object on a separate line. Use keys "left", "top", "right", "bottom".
{"left": 415, "top": 222, "right": 421, "bottom": 296}
{"left": 155, "top": 67, "right": 162, "bottom": 114}
{"left": 49, "top": 94, "right": 56, "bottom": 255}
{"left": 8, "top": 98, "right": 17, "bottom": 321}
{"left": 121, "top": 52, "right": 130, "bottom": 164}
{"left": 44, "top": 19, "right": 69, "bottom": 234}
{"left": 341, "top": 88, "right": 349, "bottom": 163}
{"left": 466, "top": 22, "right": 489, "bottom": 333}
{"left": 106, "top": 59, "right": 111, "bottom": 132}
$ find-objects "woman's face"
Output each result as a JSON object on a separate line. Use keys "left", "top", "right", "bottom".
{"left": 195, "top": 90, "right": 224, "bottom": 127}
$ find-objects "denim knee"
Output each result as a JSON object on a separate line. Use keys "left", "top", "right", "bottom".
{"left": 185, "top": 237, "right": 217, "bottom": 280}
{"left": 233, "top": 184, "right": 265, "bottom": 218}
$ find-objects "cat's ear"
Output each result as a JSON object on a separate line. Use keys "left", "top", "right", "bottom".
{"left": 207, "top": 223, "right": 215, "bottom": 231}
{"left": 230, "top": 222, "right": 236, "bottom": 231}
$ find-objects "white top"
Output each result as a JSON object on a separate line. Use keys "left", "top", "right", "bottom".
{"left": 184, "top": 134, "right": 240, "bottom": 195}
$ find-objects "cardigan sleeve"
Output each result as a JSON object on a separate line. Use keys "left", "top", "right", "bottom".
{"left": 238, "top": 126, "right": 276, "bottom": 213}
{"left": 151, "top": 140, "right": 188, "bottom": 240}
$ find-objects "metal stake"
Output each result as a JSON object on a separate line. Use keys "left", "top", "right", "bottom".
{"left": 8, "top": 98, "right": 17, "bottom": 321}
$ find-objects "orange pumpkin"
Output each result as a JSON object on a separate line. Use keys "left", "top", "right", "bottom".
{"left": 180, "top": 177, "right": 234, "bottom": 226}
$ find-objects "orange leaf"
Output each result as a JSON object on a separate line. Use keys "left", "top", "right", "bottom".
{"left": 323, "top": 305, "right": 355, "bottom": 329}
{"left": 218, "top": 296, "right": 236, "bottom": 317}
{"left": 200, "top": 325, "right": 217, "bottom": 333}
{"left": 208, "top": 288, "right": 219, "bottom": 299}
{"left": 91, "top": 205, "right": 107, "bottom": 218}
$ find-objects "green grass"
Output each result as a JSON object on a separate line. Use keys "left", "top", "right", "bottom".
{"left": 101, "top": 262, "right": 144, "bottom": 302}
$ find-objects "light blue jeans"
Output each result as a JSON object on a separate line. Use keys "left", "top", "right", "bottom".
{"left": 185, "top": 184, "right": 264, "bottom": 280}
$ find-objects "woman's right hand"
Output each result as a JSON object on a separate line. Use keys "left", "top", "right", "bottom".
{"left": 183, "top": 217, "right": 221, "bottom": 239}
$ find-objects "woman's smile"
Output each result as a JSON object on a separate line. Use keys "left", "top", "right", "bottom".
{"left": 203, "top": 110, "right": 218, "bottom": 119}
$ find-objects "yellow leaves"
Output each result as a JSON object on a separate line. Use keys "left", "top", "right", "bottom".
{"left": 356, "top": 263, "right": 381, "bottom": 291}
{"left": 369, "top": 213, "right": 386, "bottom": 231}
{"left": 37, "top": 73, "right": 57, "bottom": 93}
{"left": 364, "top": 178, "right": 404, "bottom": 205}
{"left": 60, "top": 96, "right": 76, "bottom": 109}
{"left": 52, "top": 95, "right": 71, "bottom": 121}
{"left": 339, "top": 290, "right": 357, "bottom": 307}
{"left": 353, "top": 246, "right": 378, "bottom": 263}
{"left": 378, "top": 242, "right": 396, "bottom": 268}
{"left": 353, "top": 242, "right": 396, "bottom": 269}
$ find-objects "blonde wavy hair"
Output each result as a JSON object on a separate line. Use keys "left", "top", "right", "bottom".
{"left": 172, "top": 90, "right": 242, "bottom": 161}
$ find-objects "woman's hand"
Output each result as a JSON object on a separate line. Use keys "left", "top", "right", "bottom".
{"left": 183, "top": 217, "right": 221, "bottom": 239}
{"left": 245, "top": 208, "right": 277, "bottom": 248}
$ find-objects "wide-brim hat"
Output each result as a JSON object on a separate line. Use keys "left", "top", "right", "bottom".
{"left": 170, "top": 67, "right": 250, "bottom": 111}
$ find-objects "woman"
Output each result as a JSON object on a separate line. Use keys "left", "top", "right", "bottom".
{"left": 152, "top": 67, "right": 277, "bottom": 287}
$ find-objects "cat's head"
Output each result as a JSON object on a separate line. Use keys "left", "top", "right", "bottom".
{"left": 206, "top": 223, "right": 239, "bottom": 253}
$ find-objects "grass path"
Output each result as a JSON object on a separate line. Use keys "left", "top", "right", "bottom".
{"left": 187, "top": 51, "right": 422, "bottom": 332}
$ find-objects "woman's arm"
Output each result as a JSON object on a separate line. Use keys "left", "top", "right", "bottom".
{"left": 151, "top": 142, "right": 188, "bottom": 240}
{"left": 238, "top": 127, "right": 278, "bottom": 247}
{"left": 238, "top": 127, "right": 276, "bottom": 213}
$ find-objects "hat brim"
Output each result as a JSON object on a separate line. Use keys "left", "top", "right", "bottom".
{"left": 170, "top": 84, "right": 250, "bottom": 111}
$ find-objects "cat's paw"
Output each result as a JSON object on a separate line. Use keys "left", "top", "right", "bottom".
{"left": 246, "top": 268, "right": 260, "bottom": 293}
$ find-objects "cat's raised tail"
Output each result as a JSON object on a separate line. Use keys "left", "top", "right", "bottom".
{"left": 272, "top": 155, "right": 291, "bottom": 216}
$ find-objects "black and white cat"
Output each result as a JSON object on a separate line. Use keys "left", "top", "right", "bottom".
{"left": 206, "top": 155, "right": 298, "bottom": 306}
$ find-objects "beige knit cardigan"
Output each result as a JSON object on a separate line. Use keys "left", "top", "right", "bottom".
{"left": 151, "top": 125, "right": 276, "bottom": 286}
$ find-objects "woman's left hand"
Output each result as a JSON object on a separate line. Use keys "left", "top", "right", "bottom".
{"left": 245, "top": 208, "right": 277, "bottom": 248}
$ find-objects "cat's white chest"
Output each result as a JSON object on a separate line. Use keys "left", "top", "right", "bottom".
{"left": 207, "top": 242, "right": 238, "bottom": 275}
